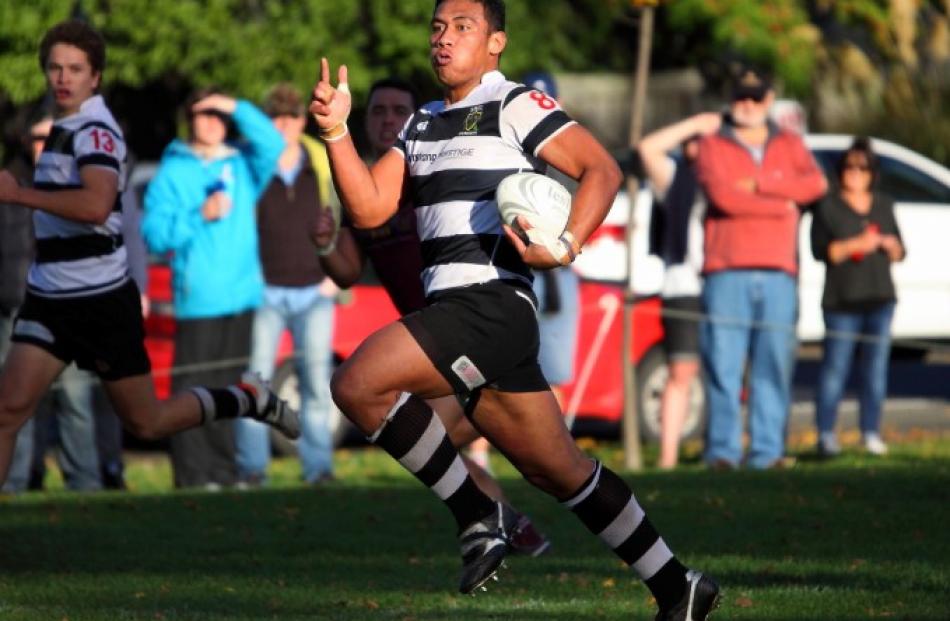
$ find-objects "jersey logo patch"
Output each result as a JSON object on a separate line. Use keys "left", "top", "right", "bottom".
{"left": 451, "top": 355, "right": 486, "bottom": 390}
{"left": 462, "top": 105, "right": 483, "bottom": 135}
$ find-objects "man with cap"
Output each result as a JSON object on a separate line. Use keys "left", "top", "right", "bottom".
{"left": 695, "top": 65, "right": 827, "bottom": 470}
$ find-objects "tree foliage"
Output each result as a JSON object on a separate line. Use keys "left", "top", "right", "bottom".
{"left": 0, "top": 0, "right": 637, "bottom": 106}
{"left": 1, "top": 1, "right": 947, "bottom": 164}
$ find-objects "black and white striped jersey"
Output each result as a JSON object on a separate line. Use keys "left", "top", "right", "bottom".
{"left": 393, "top": 71, "right": 575, "bottom": 296}
{"left": 28, "top": 94, "right": 128, "bottom": 299}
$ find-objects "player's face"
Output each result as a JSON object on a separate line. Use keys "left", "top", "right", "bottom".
{"left": 365, "top": 88, "right": 415, "bottom": 156}
{"left": 271, "top": 114, "right": 307, "bottom": 147}
{"left": 429, "top": 0, "right": 506, "bottom": 96}
{"left": 44, "top": 43, "right": 100, "bottom": 117}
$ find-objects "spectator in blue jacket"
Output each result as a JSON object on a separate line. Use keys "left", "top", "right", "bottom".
{"left": 143, "top": 89, "right": 283, "bottom": 489}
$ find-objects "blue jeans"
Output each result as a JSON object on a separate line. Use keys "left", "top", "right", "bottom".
{"left": 815, "top": 303, "right": 895, "bottom": 436}
{"left": 532, "top": 267, "right": 580, "bottom": 385}
{"left": 702, "top": 270, "right": 798, "bottom": 469}
{"left": 235, "top": 285, "right": 335, "bottom": 482}
{"left": 4, "top": 364, "right": 102, "bottom": 493}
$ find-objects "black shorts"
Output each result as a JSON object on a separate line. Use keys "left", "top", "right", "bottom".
{"left": 12, "top": 279, "right": 151, "bottom": 381}
{"left": 401, "top": 280, "right": 549, "bottom": 397}
{"left": 661, "top": 296, "right": 701, "bottom": 361}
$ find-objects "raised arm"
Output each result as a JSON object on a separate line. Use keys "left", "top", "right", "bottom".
{"left": 309, "top": 58, "right": 405, "bottom": 229}
{"left": 638, "top": 112, "right": 721, "bottom": 197}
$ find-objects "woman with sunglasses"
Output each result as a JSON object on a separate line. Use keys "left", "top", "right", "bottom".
{"left": 810, "top": 137, "right": 905, "bottom": 457}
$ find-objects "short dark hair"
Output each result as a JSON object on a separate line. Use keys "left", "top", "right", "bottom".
{"left": 836, "top": 136, "right": 879, "bottom": 186}
{"left": 38, "top": 19, "right": 106, "bottom": 74}
{"left": 367, "top": 78, "right": 418, "bottom": 110}
{"left": 184, "top": 86, "right": 225, "bottom": 116}
{"left": 434, "top": 0, "right": 505, "bottom": 32}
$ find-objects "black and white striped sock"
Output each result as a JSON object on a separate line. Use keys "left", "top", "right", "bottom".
{"left": 563, "top": 460, "right": 687, "bottom": 609}
{"left": 189, "top": 386, "right": 254, "bottom": 424}
{"left": 370, "top": 392, "right": 496, "bottom": 531}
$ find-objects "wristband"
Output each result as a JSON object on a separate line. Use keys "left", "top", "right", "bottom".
{"left": 320, "top": 123, "right": 349, "bottom": 143}
{"left": 558, "top": 230, "right": 581, "bottom": 264}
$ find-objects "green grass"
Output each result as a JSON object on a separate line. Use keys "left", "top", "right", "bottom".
{"left": 2, "top": 438, "right": 949, "bottom": 620}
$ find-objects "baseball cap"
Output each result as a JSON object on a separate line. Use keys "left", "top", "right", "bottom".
{"left": 523, "top": 71, "right": 558, "bottom": 99}
{"left": 731, "top": 66, "right": 772, "bottom": 102}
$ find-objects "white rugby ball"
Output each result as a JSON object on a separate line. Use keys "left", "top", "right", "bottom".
{"left": 496, "top": 173, "right": 571, "bottom": 258}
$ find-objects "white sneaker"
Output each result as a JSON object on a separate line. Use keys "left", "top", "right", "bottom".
{"left": 239, "top": 372, "right": 301, "bottom": 439}
{"left": 817, "top": 433, "right": 841, "bottom": 457}
{"left": 863, "top": 433, "right": 889, "bottom": 456}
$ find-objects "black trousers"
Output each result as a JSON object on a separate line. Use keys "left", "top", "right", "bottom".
{"left": 169, "top": 311, "right": 253, "bottom": 488}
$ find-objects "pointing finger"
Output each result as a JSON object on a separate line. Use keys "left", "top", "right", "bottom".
{"left": 321, "top": 57, "right": 330, "bottom": 84}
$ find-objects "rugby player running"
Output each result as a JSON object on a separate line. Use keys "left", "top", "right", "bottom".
{"left": 309, "top": 1, "right": 719, "bottom": 617}
{"left": 314, "top": 77, "right": 551, "bottom": 556}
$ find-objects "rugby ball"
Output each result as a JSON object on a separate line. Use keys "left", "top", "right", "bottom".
{"left": 496, "top": 172, "right": 571, "bottom": 256}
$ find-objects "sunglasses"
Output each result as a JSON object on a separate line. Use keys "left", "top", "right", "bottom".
{"left": 732, "top": 93, "right": 767, "bottom": 104}
{"left": 31, "top": 133, "right": 49, "bottom": 143}
{"left": 843, "top": 163, "right": 871, "bottom": 171}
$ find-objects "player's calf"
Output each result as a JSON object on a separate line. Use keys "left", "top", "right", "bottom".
{"left": 563, "top": 460, "right": 720, "bottom": 618}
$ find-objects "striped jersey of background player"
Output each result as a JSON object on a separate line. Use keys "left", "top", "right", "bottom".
{"left": 0, "top": 19, "right": 299, "bottom": 492}
{"left": 308, "top": 0, "right": 720, "bottom": 617}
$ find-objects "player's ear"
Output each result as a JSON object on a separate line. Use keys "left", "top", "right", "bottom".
{"left": 488, "top": 31, "right": 507, "bottom": 57}
{"left": 91, "top": 70, "right": 101, "bottom": 91}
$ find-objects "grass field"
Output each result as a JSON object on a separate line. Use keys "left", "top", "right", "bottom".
{"left": 2, "top": 436, "right": 949, "bottom": 620}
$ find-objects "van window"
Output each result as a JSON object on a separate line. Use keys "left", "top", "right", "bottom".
{"left": 878, "top": 157, "right": 950, "bottom": 203}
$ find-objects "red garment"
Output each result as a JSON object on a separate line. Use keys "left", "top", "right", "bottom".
{"left": 696, "top": 125, "right": 827, "bottom": 276}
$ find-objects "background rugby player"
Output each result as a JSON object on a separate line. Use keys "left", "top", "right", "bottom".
{"left": 0, "top": 20, "right": 299, "bottom": 491}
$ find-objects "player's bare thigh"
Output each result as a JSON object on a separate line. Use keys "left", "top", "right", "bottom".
{"left": 469, "top": 387, "right": 593, "bottom": 499}
{"left": 331, "top": 320, "right": 454, "bottom": 434}
{"left": 0, "top": 343, "right": 65, "bottom": 426}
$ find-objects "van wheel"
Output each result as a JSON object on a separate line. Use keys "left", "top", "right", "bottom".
{"left": 635, "top": 346, "right": 705, "bottom": 443}
{"left": 268, "top": 359, "right": 352, "bottom": 457}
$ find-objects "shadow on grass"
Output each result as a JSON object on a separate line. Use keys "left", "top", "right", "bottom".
{"left": 1, "top": 455, "right": 948, "bottom": 619}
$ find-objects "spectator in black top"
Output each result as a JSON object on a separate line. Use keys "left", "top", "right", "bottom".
{"left": 810, "top": 137, "right": 905, "bottom": 457}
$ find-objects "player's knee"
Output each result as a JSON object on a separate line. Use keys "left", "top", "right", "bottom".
{"left": 0, "top": 395, "right": 36, "bottom": 434}
{"left": 329, "top": 365, "right": 362, "bottom": 417}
